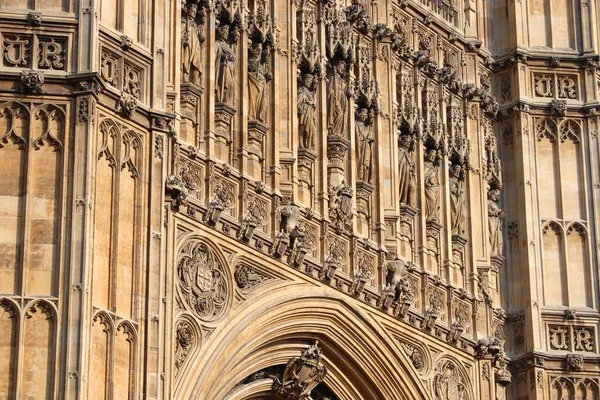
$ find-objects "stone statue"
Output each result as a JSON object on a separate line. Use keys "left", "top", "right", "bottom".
{"left": 449, "top": 164, "right": 466, "bottom": 235}
{"left": 327, "top": 62, "right": 350, "bottom": 137}
{"left": 424, "top": 149, "right": 440, "bottom": 223}
{"left": 488, "top": 188, "right": 504, "bottom": 256}
{"left": 215, "top": 23, "right": 236, "bottom": 105}
{"left": 181, "top": 1, "right": 204, "bottom": 86}
{"left": 248, "top": 42, "right": 271, "bottom": 123}
{"left": 298, "top": 73, "right": 317, "bottom": 149}
{"left": 398, "top": 133, "right": 416, "bottom": 207}
{"left": 356, "top": 108, "right": 374, "bottom": 183}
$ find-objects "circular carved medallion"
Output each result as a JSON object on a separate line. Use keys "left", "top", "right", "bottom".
{"left": 177, "top": 241, "right": 228, "bottom": 321}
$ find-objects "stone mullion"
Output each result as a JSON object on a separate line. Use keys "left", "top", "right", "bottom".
{"left": 270, "top": 0, "right": 288, "bottom": 194}
{"left": 386, "top": 60, "right": 401, "bottom": 260}
{"left": 204, "top": 9, "right": 218, "bottom": 161}
{"left": 576, "top": 116, "right": 597, "bottom": 309}
{"left": 108, "top": 128, "right": 122, "bottom": 314}
{"left": 372, "top": 42, "right": 389, "bottom": 248}
{"left": 317, "top": 3, "right": 329, "bottom": 220}
{"left": 18, "top": 103, "right": 33, "bottom": 298}
{"left": 347, "top": 39, "right": 359, "bottom": 235}
{"left": 464, "top": 103, "right": 486, "bottom": 340}
{"left": 162, "top": 206, "right": 175, "bottom": 399}
{"left": 144, "top": 127, "right": 168, "bottom": 399}
{"left": 461, "top": 100, "right": 476, "bottom": 296}
{"left": 439, "top": 85, "right": 451, "bottom": 283}
{"left": 515, "top": 108, "right": 544, "bottom": 351}
{"left": 274, "top": 0, "right": 290, "bottom": 196}
{"left": 237, "top": 21, "right": 250, "bottom": 176}
{"left": 79, "top": 0, "right": 99, "bottom": 72}
{"left": 70, "top": 95, "right": 98, "bottom": 400}
{"left": 585, "top": 115, "right": 600, "bottom": 309}
{"left": 59, "top": 97, "right": 86, "bottom": 400}
{"left": 414, "top": 70, "right": 425, "bottom": 272}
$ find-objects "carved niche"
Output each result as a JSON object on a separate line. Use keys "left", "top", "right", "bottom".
{"left": 247, "top": 0, "right": 275, "bottom": 125}
{"left": 177, "top": 240, "right": 229, "bottom": 321}
{"left": 181, "top": 0, "right": 206, "bottom": 87}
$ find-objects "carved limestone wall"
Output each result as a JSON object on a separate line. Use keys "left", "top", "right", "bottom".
{"left": 0, "top": 0, "right": 599, "bottom": 399}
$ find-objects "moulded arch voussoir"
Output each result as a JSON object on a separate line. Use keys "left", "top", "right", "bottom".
{"left": 178, "top": 286, "right": 431, "bottom": 400}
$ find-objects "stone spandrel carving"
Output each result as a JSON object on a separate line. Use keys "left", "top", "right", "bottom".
{"left": 423, "top": 148, "right": 441, "bottom": 223}
{"left": 449, "top": 164, "right": 466, "bottom": 236}
{"left": 215, "top": 23, "right": 237, "bottom": 105}
{"left": 234, "top": 264, "right": 270, "bottom": 290}
{"left": 298, "top": 73, "right": 318, "bottom": 150}
{"left": 272, "top": 341, "right": 328, "bottom": 400}
{"left": 175, "top": 320, "right": 195, "bottom": 371}
{"left": 487, "top": 188, "right": 504, "bottom": 257}
{"left": 355, "top": 107, "right": 374, "bottom": 183}
{"left": 181, "top": 0, "right": 206, "bottom": 87}
{"left": 398, "top": 121, "right": 417, "bottom": 207}
{"left": 433, "top": 360, "right": 469, "bottom": 400}
{"left": 177, "top": 241, "right": 228, "bottom": 321}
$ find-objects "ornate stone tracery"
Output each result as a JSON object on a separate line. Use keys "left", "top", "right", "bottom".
{"left": 177, "top": 240, "right": 229, "bottom": 321}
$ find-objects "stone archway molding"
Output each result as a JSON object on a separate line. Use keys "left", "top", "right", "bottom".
{"left": 176, "top": 285, "right": 432, "bottom": 400}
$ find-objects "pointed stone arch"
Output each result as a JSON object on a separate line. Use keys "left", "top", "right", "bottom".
{"left": 175, "top": 286, "right": 431, "bottom": 399}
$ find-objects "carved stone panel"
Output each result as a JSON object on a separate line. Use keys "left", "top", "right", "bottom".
{"left": 177, "top": 240, "right": 229, "bottom": 321}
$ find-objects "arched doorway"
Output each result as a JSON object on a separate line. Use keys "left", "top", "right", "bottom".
{"left": 174, "top": 287, "right": 430, "bottom": 399}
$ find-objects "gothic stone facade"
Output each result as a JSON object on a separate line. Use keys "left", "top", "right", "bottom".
{"left": 0, "top": 0, "right": 599, "bottom": 399}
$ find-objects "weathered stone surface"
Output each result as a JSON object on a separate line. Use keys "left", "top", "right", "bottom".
{"left": 0, "top": 1, "right": 598, "bottom": 399}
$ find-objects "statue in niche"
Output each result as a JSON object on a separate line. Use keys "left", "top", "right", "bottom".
{"left": 423, "top": 148, "right": 440, "bottom": 223}
{"left": 298, "top": 73, "right": 317, "bottom": 150}
{"left": 398, "top": 132, "right": 417, "bottom": 207}
{"left": 356, "top": 107, "right": 374, "bottom": 183}
{"left": 449, "top": 164, "right": 466, "bottom": 235}
{"left": 215, "top": 22, "right": 236, "bottom": 105}
{"left": 181, "top": 1, "right": 205, "bottom": 86}
{"left": 488, "top": 188, "right": 504, "bottom": 256}
{"left": 327, "top": 62, "right": 350, "bottom": 137}
{"left": 248, "top": 42, "right": 272, "bottom": 123}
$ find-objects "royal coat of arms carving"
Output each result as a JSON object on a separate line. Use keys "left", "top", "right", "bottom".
{"left": 177, "top": 241, "right": 228, "bottom": 321}
{"left": 272, "top": 341, "right": 328, "bottom": 400}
